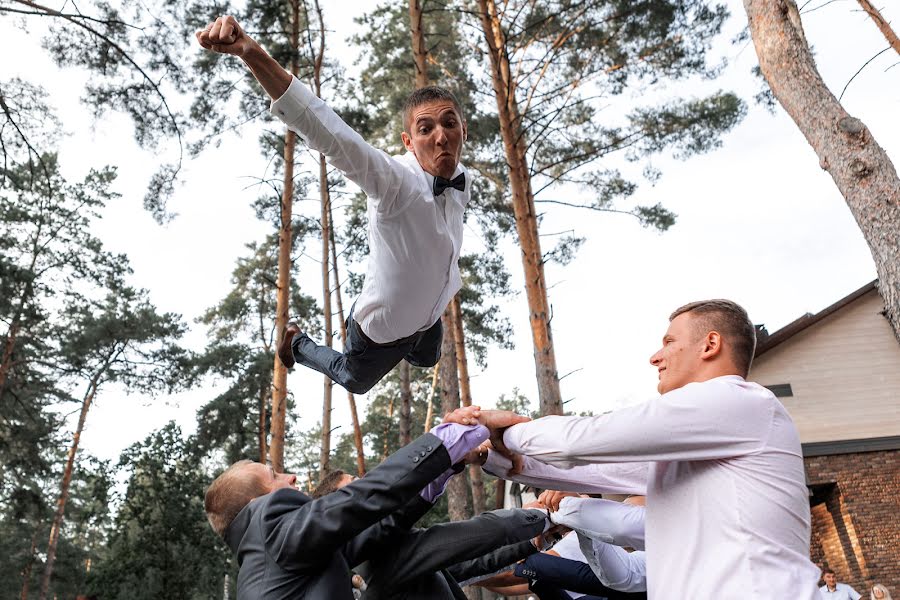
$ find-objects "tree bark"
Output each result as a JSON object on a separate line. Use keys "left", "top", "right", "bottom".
{"left": 309, "top": 0, "right": 333, "bottom": 479}
{"left": 258, "top": 384, "right": 267, "bottom": 464}
{"left": 475, "top": 0, "right": 563, "bottom": 415}
{"left": 318, "top": 152, "right": 333, "bottom": 479}
{"left": 495, "top": 478, "right": 506, "bottom": 510}
{"left": 422, "top": 366, "right": 439, "bottom": 434}
{"left": 329, "top": 220, "right": 366, "bottom": 476}
{"left": 0, "top": 319, "right": 21, "bottom": 401}
{"left": 269, "top": 0, "right": 302, "bottom": 472}
{"left": 39, "top": 374, "right": 100, "bottom": 600}
{"left": 856, "top": 0, "right": 900, "bottom": 56}
{"left": 408, "top": 0, "right": 428, "bottom": 88}
{"left": 20, "top": 527, "right": 38, "bottom": 600}
{"left": 439, "top": 308, "right": 471, "bottom": 522}
{"left": 743, "top": 0, "right": 900, "bottom": 340}
{"left": 450, "top": 295, "right": 485, "bottom": 514}
{"left": 398, "top": 360, "right": 412, "bottom": 446}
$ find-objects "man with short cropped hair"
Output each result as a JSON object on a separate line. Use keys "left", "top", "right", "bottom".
{"left": 203, "top": 409, "right": 532, "bottom": 599}
{"left": 469, "top": 299, "right": 822, "bottom": 599}
{"left": 819, "top": 569, "right": 861, "bottom": 600}
{"left": 197, "top": 15, "right": 471, "bottom": 394}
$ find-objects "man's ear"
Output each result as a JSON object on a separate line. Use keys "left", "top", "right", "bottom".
{"left": 401, "top": 131, "right": 414, "bottom": 153}
{"left": 700, "top": 331, "right": 723, "bottom": 361}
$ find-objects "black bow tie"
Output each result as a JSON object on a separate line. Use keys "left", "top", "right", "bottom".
{"left": 433, "top": 173, "right": 466, "bottom": 196}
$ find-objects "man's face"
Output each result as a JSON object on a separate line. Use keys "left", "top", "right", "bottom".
{"left": 247, "top": 463, "right": 298, "bottom": 494}
{"left": 823, "top": 572, "right": 836, "bottom": 588}
{"left": 649, "top": 312, "right": 706, "bottom": 394}
{"left": 336, "top": 473, "right": 356, "bottom": 489}
{"left": 401, "top": 100, "right": 466, "bottom": 180}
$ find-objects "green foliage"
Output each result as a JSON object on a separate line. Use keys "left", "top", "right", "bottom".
{"left": 87, "top": 423, "right": 231, "bottom": 599}
{"left": 56, "top": 283, "right": 189, "bottom": 394}
{"left": 191, "top": 234, "right": 321, "bottom": 467}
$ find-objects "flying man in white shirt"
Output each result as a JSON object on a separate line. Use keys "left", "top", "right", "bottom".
{"left": 197, "top": 16, "right": 469, "bottom": 394}
{"left": 465, "top": 299, "right": 822, "bottom": 599}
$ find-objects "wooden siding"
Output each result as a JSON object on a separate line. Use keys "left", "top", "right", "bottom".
{"left": 752, "top": 289, "right": 900, "bottom": 443}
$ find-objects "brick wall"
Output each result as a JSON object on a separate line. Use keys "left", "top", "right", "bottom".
{"left": 805, "top": 449, "right": 900, "bottom": 595}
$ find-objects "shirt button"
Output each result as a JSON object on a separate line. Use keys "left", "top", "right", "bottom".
{"left": 420, "top": 451, "right": 427, "bottom": 457}
{"left": 412, "top": 456, "right": 419, "bottom": 463}
{"left": 425, "top": 445, "right": 433, "bottom": 452}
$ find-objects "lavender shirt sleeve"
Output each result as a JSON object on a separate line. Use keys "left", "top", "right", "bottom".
{"left": 419, "top": 423, "right": 489, "bottom": 503}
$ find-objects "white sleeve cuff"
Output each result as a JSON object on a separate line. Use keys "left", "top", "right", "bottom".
{"left": 270, "top": 76, "right": 315, "bottom": 123}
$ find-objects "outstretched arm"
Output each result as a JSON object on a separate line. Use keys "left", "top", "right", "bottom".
{"left": 196, "top": 15, "right": 417, "bottom": 212}
{"left": 196, "top": 15, "right": 291, "bottom": 100}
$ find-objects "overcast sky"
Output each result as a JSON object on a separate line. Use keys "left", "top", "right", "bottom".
{"left": 3, "top": 0, "right": 897, "bottom": 466}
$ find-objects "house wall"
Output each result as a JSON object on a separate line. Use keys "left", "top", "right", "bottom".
{"left": 805, "top": 450, "right": 900, "bottom": 594}
{"left": 752, "top": 290, "right": 900, "bottom": 443}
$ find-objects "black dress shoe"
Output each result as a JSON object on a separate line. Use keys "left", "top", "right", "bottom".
{"left": 278, "top": 322, "right": 300, "bottom": 369}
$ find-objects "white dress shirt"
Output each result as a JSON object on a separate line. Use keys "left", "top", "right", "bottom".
{"left": 554, "top": 497, "right": 646, "bottom": 550}
{"left": 819, "top": 583, "right": 862, "bottom": 600}
{"left": 270, "top": 77, "right": 468, "bottom": 343}
{"left": 486, "top": 375, "right": 821, "bottom": 599}
{"left": 576, "top": 534, "right": 647, "bottom": 593}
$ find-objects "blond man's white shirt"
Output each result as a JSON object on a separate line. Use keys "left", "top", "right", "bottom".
{"left": 485, "top": 375, "right": 821, "bottom": 599}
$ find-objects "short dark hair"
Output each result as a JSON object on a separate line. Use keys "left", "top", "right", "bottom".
{"left": 312, "top": 469, "right": 347, "bottom": 499}
{"left": 822, "top": 568, "right": 836, "bottom": 576}
{"left": 204, "top": 460, "right": 269, "bottom": 537}
{"left": 402, "top": 86, "right": 465, "bottom": 133}
{"left": 669, "top": 299, "right": 756, "bottom": 377}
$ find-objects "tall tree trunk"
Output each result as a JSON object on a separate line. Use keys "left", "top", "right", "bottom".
{"left": 439, "top": 308, "right": 470, "bottom": 522}
{"left": 328, "top": 208, "right": 366, "bottom": 476}
{"left": 398, "top": 360, "right": 412, "bottom": 446}
{"left": 408, "top": 0, "right": 428, "bottom": 88}
{"left": 423, "top": 366, "right": 439, "bottom": 434}
{"left": 318, "top": 153, "right": 333, "bottom": 478}
{"left": 20, "top": 527, "right": 38, "bottom": 600}
{"left": 39, "top": 375, "right": 100, "bottom": 600}
{"left": 450, "top": 296, "right": 485, "bottom": 514}
{"left": 269, "top": 0, "right": 302, "bottom": 472}
{"left": 0, "top": 318, "right": 21, "bottom": 400}
{"left": 856, "top": 0, "right": 900, "bottom": 55}
{"left": 258, "top": 384, "right": 267, "bottom": 464}
{"left": 382, "top": 396, "right": 396, "bottom": 460}
{"left": 495, "top": 478, "right": 506, "bottom": 510}
{"left": 309, "top": 0, "right": 333, "bottom": 479}
{"left": 743, "top": 0, "right": 900, "bottom": 340}
{"left": 475, "top": 0, "right": 563, "bottom": 416}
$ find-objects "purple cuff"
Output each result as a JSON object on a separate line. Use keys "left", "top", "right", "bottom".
{"left": 420, "top": 469, "right": 456, "bottom": 503}
{"left": 429, "top": 423, "right": 489, "bottom": 465}
{"left": 419, "top": 424, "right": 489, "bottom": 503}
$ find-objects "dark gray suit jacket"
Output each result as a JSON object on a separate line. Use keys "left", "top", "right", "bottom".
{"left": 223, "top": 433, "right": 450, "bottom": 600}
{"left": 359, "top": 508, "right": 547, "bottom": 600}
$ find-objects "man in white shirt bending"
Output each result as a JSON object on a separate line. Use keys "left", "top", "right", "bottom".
{"left": 197, "top": 16, "right": 469, "bottom": 394}
{"left": 820, "top": 569, "right": 861, "bottom": 600}
{"left": 475, "top": 299, "right": 822, "bottom": 599}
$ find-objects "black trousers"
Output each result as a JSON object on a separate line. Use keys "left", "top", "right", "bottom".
{"left": 292, "top": 311, "right": 442, "bottom": 395}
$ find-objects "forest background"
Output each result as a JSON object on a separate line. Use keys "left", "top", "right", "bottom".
{"left": 0, "top": 0, "right": 897, "bottom": 597}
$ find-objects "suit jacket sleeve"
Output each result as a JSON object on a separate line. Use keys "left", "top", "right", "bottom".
{"left": 515, "top": 553, "right": 646, "bottom": 599}
{"left": 364, "top": 508, "right": 547, "bottom": 593}
{"left": 262, "top": 433, "right": 450, "bottom": 571}
{"left": 342, "top": 494, "right": 434, "bottom": 567}
{"left": 446, "top": 540, "right": 537, "bottom": 583}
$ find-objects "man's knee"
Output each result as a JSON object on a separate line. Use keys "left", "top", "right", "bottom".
{"left": 342, "top": 377, "right": 378, "bottom": 395}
